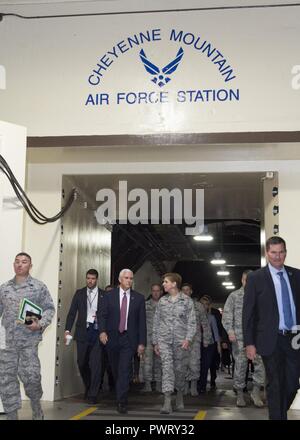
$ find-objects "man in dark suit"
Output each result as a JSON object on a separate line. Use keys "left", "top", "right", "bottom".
{"left": 99, "top": 284, "right": 115, "bottom": 392}
{"left": 64, "top": 269, "right": 105, "bottom": 404}
{"left": 99, "top": 269, "right": 146, "bottom": 414}
{"left": 243, "top": 236, "right": 300, "bottom": 419}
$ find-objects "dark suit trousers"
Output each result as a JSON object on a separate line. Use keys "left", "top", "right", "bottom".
{"left": 107, "top": 332, "right": 135, "bottom": 404}
{"left": 76, "top": 328, "right": 103, "bottom": 398}
{"left": 262, "top": 334, "right": 300, "bottom": 420}
{"left": 100, "top": 347, "right": 115, "bottom": 391}
{"left": 198, "top": 343, "right": 216, "bottom": 391}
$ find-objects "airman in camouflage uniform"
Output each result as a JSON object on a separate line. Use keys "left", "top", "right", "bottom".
{"left": 141, "top": 284, "right": 162, "bottom": 392}
{"left": 153, "top": 273, "right": 196, "bottom": 414}
{"left": 182, "top": 284, "right": 212, "bottom": 396}
{"left": 0, "top": 253, "right": 55, "bottom": 420}
{"left": 222, "top": 270, "right": 265, "bottom": 408}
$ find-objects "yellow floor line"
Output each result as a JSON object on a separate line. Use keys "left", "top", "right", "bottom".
{"left": 194, "top": 410, "right": 207, "bottom": 420}
{"left": 70, "top": 406, "right": 98, "bottom": 420}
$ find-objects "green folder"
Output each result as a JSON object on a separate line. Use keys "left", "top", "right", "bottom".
{"left": 18, "top": 298, "right": 43, "bottom": 323}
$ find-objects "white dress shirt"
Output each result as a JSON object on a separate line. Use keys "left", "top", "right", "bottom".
{"left": 87, "top": 286, "right": 98, "bottom": 326}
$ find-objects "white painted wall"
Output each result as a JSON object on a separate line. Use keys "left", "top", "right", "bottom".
{"left": 0, "top": 3, "right": 299, "bottom": 135}
{"left": 0, "top": 120, "right": 26, "bottom": 412}
{"left": 22, "top": 165, "right": 62, "bottom": 401}
{"left": 0, "top": 121, "right": 26, "bottom": 281}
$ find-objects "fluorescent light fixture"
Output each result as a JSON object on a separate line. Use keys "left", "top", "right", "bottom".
{"left": 222, "top": 281, "right": 233, "bottom": 286}
{"left": 210, "top": 259, "right": 226, "bottom": 265}
{"left": 225, "top": 285, "right": 235, "bottom": 289}
{"left": 217, "top": 270, "right": 230, "bottom": 276}
{"left": 193, "top": 235, "right": 214, "bottom": 242}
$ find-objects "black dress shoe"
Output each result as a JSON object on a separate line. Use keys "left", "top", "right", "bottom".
{"left": 117, "top": 403, "right": 128, "bottom": 414}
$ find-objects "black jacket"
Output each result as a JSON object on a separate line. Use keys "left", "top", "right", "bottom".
{"left": 65, "top": 287, "right": 105, "bottom": 341}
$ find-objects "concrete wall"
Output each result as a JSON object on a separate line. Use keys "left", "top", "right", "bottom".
{"left": 0, "top": 121, "right": 26, "bottom": 410}
{"left": 0, "top": 121, "right": 26, "bottom": 281}
{"left": 0, "top": 2, "right": 299, "bottom": 135}
{"left": 134, "top": 260, "right": 161, "bottom": 298}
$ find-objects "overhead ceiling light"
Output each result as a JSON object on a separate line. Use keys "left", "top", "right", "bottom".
{"left": 211, "top": 251, "right": 226, "bottom": 265}
{"left": 225, "top": 285, "right": 235, "bottom": 289}
{"left": 193, "top": 224, "right": 213, "bottom": 242}
{"left": 217, "top": 270, "right": 230, "bottom": 276}
{"left": 211, "top": 258, "right": 226, "bottom": 265}
{"left": 193, "top": 235, "right": 214, "bottom": 242}
{"left": 222, "top": 281, "right": 233, "bottom": 286}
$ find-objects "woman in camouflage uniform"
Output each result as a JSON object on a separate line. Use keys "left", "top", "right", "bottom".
{"left": 153, "top": 273, "right": 196, "bottom": 414}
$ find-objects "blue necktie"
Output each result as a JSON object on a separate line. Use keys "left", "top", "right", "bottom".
{"left": 277, "top": 271, "right": 293, "bottom": 329}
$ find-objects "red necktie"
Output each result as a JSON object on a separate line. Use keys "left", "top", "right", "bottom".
{"left": 119, "top": 292, "right": 127, "bottom": 333}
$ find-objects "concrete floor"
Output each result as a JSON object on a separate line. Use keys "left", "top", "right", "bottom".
{"left": 1, "top": 372, "right": 300, "bottom": 420}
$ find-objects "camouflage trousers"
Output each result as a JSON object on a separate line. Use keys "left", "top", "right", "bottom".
{"left": 140, "top": 344, "right": 162, "bottom": 383}
{"left": 159, "top": 341, "right": 189, "bottom": 393}
{"left": 0, "top": 344, "right": 43, "bottom": 413}
{"left": 186, "top": 339, "right": 201, "bottom": 381}
{"left": 232, "top": 343, "right": 265, "bottom": 390}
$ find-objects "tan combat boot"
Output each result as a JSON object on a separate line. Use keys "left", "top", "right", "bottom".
{"left": 236, "top": 390, "right": 246, "bottom": 407}
{"left": 175, "top": 390, "right": 184, "bottom": 410}
{"left": 160, "top": 392, "right": 172, "bottom": 414}
{"left": 250, "top": 386, "right": 264, "bottom": 408}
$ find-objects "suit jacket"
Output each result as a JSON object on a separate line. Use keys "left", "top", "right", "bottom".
{"left": 243, "top": 265, "right": 300, "bottom": 356}
{"left": 98, "top": 287, "right": 146, "bottom": 351}
{"left": 65, "top": 287, "right": 105, "bottom": 342}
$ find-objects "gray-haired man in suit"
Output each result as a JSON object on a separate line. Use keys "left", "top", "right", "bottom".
{"left": 99, "top": 269, "right": 146, "bottom": 414}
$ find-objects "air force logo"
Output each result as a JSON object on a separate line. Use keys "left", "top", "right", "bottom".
{"left": 139, "top": 47, "right": 184, "bottom": 87}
